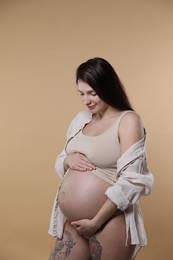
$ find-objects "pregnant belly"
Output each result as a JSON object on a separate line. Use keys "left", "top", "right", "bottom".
{"left": 58, "top": 169, "right": 112, "bottom": 221}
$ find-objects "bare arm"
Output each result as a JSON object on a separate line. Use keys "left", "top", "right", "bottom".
{"left": 118, "top": 112, "right": 144, "bottom": 155}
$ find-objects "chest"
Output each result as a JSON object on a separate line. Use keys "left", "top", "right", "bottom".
{"left": 82, "top": 117, "right": 120, "bottom": 136}
{"left": 66, "top": 126, "right": 121, "bottom": 168}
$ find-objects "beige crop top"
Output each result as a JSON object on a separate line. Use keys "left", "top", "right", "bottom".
{"left": 65, "top": 111, "right": 132, "bottom": 185}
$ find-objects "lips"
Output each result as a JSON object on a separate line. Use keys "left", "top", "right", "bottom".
{"left": 87, "top": 105, "right": 96, "bottom": 110}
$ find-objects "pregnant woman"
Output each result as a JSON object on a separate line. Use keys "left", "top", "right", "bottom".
{"left": 48, "top": 57, "right": 154, "bottom": 260}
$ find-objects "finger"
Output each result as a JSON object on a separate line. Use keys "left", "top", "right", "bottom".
{"left": 71, "top": 224, "right": 78, "bottom": 229}
{"left": 73, "top": 165, "right": 87, "bottom": 171}
{"left": 86, "top": 163, "right": 96, "bottom": 170}
{"left": 81, "top": 162, "right": 96, "bottom": 170}
{"left": 78, "top": 162, "right": 90, "bottom": 171}
{"left": 71, "top": 221, "right": 80, "bottom": 227}
{"left": 81, "top": 157, "right": 94, "bottom": 165}
{"left": 80, "top": 155, "right": 94, "bottom": 164}
{"left": 78, "top": 166, "right": 87, "bottom": 171}
{"left": 83, "top": 158, "right": 96, "bottom": 167}
{"left": 79, "top": 155, "right": 96, "bottom": 169}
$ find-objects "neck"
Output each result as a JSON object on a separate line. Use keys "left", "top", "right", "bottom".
{"left": 94, "top": 107, "right": 121, "bottom": 120}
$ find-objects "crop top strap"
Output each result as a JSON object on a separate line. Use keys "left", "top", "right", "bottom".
{"left": 116, "top": 110, "right": 134, "bottom": 129}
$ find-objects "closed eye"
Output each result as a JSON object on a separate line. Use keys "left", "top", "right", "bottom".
{"left": 90, "top": 92, "right": 97, "bottom": 96}
{"left": 78, "top": 92, "right": 84, "bottom": 96}
{"left": 78, "top": 90, "right": 97, "bottom": 96}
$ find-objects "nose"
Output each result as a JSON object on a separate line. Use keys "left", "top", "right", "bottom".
{"left": 82, "top": 95, "right": 90, "bottom": 105}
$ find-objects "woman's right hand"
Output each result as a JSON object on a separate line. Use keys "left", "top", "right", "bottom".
{"left": 64, "top": 153, "right": 96, "bottom": 172}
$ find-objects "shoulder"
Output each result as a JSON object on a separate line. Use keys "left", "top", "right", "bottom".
{"left": 118, "top": 111, "right": 144, "bottom": 154}
{"left": 120, "top": 111, "right": 143, "bottom": 130}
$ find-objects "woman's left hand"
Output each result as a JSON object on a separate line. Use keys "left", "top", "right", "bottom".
{"left": 71, "top": 219, "right": 99, "bottom": 238}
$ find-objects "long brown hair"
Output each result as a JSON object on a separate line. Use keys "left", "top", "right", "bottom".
{"left": 76, "top": 57, "right": 134, "bottom": 111}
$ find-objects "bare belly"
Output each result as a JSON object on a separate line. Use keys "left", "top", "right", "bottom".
{"left": 58, "top": 169, "right": 112, "bottom": 221}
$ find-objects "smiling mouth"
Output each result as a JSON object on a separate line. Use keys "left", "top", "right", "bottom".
{"left": 88, "top": 105, "right": 96, "bottom": 110}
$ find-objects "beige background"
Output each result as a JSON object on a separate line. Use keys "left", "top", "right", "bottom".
{"left": 0, "top": 0, "right": 173, "bottom": 259}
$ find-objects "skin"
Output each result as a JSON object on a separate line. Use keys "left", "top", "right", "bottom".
{"left": 50, "top": 80, "right": 143, "bottom": 259}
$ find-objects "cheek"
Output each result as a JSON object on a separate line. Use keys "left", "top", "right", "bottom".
{"left": 93, "top": 97, "right": 101, "bottom": 103}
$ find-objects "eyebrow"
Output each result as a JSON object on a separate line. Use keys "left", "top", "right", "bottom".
{"left": 77, "top": 89, "right": 95, "bottom": 94}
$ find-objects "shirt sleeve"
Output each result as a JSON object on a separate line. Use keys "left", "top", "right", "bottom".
{"left": 105, "top": 155, "right": 154, "bottom": 211}
{"left": 54, "top": 118, "right": 75, "bottom": 178}
{"left": 54, "top": 111, "right": 86, "bottom": 178}
{"left": 54, "top": 148, "right": 67, "bottom": 178}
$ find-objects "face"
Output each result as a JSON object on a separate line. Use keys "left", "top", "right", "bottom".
{"left": 77, "top": 80, "right": 108, "bottom": 113}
